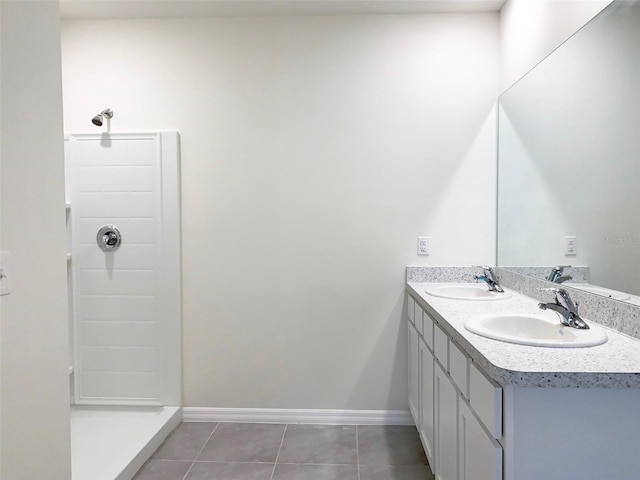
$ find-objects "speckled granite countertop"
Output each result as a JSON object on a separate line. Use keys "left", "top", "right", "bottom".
{"left": 407, "top": 282, "right": 640, "bottom": 388}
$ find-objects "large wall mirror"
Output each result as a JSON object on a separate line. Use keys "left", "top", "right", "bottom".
{"left": 498, "top": 0, "right": 640, "bottom": 303}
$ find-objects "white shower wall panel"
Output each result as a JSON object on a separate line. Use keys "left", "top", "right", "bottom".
{"left": 82, "top": 372, "right": 158, "bottom": 399}
{"left": 80, "top": 321, "right": 157, "bottom": 347}
{"left": 79, "top": 296, "right": 156, "bottom": 321}
{"left": 71, "top": 136, "right": 155, "bottom": 166}
{"left": 78, "top": 271, "right": 156, "bottom": 295}
{"left": 77, "top": 243, "right": 156, "bottom": 269}
{"left": 81, "top": 346, "right": 158, "bottom": 372}
{"left": 66, "top": 132, "right": 181, "bottom": 406}
{"left": 76, "top": 166, "right": 155, "bottom": 192}
{"left": 77, "top": 192, "right": 155, "bottom": 218}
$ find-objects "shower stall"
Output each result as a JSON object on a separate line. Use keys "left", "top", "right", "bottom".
{"left": 64, "top": 132, "right": 182, "bottom": 480}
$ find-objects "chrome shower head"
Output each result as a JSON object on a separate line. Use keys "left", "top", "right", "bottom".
{"left": 91, "top": 109, "right": 113, "bottom": 127}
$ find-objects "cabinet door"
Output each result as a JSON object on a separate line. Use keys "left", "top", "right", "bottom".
{"left": 458, "top": 400, "right": 502, "bottom": 480}
{"left": 408, "top": 320, "right": 420, "bottom": 425}
{"left": 407, "top": 295, "right": 416, "bottom": 324}
{"left": 419, "top": 339, "right": 435, "bottom": 468}
{"left": 435, "top": 361, "right": 458, "bottom": 480}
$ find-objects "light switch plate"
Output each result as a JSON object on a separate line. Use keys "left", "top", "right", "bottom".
{"left": 0, "top": 251, "right": 12, "bottom": 296}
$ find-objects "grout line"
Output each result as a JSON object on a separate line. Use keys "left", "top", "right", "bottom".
{"left": 356, "top": 425, "right": 361, "bottom": 480}
{"left": 194, "top": 422, "right": 219, "bottom": 461}
{"left": 182, "top": 422, "right": 220, "bottom": 480}
{"left": 269, "top": 424, "right": 288, "bottom": 480}
{"left": 181, "top": 462, "right": 194, "bottom": 480}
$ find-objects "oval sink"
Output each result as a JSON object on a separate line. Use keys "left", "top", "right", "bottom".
{"left": 571, "top": 284, "right": 630, "bottom": 301}
{"left": 465, "top": 312, "right": 608, "bottom": 348}
{"left": 425, "top": 284, "right": 511, "bottom": 301}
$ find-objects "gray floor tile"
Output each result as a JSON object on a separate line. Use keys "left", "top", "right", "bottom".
{"left": 277, "top": 425, "right": 357, "bottom": 465}
{"left": 357, "top": 426, "right": 428, "bottom": 466}
{"left": 197, "top": 423, "right": 286, "bottom": 462}
{"left": 359, "top": 465, "right": 435, "bottom": 480}
{"left": 153, "top": 422, "right": 217, "bottom": 461}
{"left": 272, "top": 464, "right": 359, "bottom": 480}
{"left": 185, "top": 461, "right": 274, "bottom": 480}
{"left": 134, "top": 459, "right": 192, "bottom": 480}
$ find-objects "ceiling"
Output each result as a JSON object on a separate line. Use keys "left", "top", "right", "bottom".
{"left": 60, "top": 0, "right": 507, "bottom": 19}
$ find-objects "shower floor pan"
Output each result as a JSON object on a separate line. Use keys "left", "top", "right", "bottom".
{"left": 70, "top": 405, "right": 181, "bottom": 480}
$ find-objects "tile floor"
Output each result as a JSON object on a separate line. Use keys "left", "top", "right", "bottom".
{"left": 134, "top": 422, "right": 435, "bottom": 480}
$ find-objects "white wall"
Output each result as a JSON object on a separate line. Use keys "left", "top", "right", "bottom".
{"left": 0, "top": 2, "right": 3, "bottom": 473}
{"left": 0, "top": 1, "right": 71, "bottom": 478}
{"left": 500, "top": 0, "right": 612, "bottom": 92}
{"left": 0, "top": 2, "right": 3, "bottom": 472}
{"left": 61, "top": 14, "right": 499, "bottom": 410}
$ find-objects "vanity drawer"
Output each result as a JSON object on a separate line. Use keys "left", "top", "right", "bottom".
{"left": 450, "top": 340, "right": 470, "bottom": 399}
{"left": 422, "top": 310, "right": 434, "bottom": 351}
{"left": 433, "top": 324, "right": 449, "bottom": 371}
{"left": 470, "top": 363, "right": 502, "bottom": 439}
{"left": 407, "top": 295, "right": 415, "bottom": 324}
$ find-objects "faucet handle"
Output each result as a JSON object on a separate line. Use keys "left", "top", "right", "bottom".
{"left": 474, "top": 265, "right": 495, "bottom": 278}
{"left": 549, "top": 288, "right": 578, "bottom": 312}
{"left": 539, "top": 287, "right": 579, "bottom": 313}
{"left": 539, "top": 287, "right": 562, "bottom": 293}
{"left": 473, "top": 264, "right": 493, "bottom": 270}
{"left": 472, "top": 265, "right": 491, "bottom": 281}
{"left": 539, "top": 287, "right": 568, "bottom": 303}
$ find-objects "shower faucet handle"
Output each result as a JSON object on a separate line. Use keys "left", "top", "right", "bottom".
{"left": 103, "top": 232, "right": 118, "bottom": 246}
{"left": 96, "top": 225, "right": 122, "bottom": 252}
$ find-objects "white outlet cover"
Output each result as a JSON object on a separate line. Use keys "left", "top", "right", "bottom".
{"left": 418, "top": 237, "right": 430, "bottom": 256}
{"left": 565, "top": 236, "right": 577, "bottom": 256}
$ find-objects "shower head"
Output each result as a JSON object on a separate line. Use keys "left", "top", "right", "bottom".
{"left": 91, "top": 109, "right": 113, "bottom": 127}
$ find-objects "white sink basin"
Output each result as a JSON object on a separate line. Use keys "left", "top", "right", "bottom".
{"left": 571, "top": 284, "right": 631, "bottom": 301}
{"left": 425, "top": 284, "right": 511, "bottom": 301}
{"left": 465, "top": 312, "right": 608, "bottom": 348}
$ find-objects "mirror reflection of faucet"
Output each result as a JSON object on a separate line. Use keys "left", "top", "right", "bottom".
{"left": 474, "top": 266, "right": 504, "bottom": 293}
{"left": 547, "top": 265, "right": 573, "bottom": 283}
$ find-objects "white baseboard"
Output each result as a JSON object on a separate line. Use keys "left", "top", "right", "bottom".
{"left": 182, "top": 407, "right": 414, "bottom": 426}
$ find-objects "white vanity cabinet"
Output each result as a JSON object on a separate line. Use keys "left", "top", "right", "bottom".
{"left": 434, "top": 360, "right": 459, "bottom": 480}
{"left": 419, "top": 319, "right": 435, "bottom": 466}
{"left": 408, "top": 283, "right": 640, "bottom": 480}
{"left": 408, "top": 293, "right": 503, "bottom": 480}
{"left": 408, "top": 315, "right": 420, "bottom": 424}
{"left": 407, "top": 294, "right": 420, "bottom": 424}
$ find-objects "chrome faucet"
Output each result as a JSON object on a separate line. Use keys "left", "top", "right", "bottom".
{"left": 547, "top": 265, "right": 572, "bottom": 284}
{"left": 538, "top": 288, "right": 589, "bottom": 329}
{"left": 474, "top": 266, "right": 504, "bottom": 293}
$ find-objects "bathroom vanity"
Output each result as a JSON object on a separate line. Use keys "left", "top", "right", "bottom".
{"left": 406, "top": 281, "right": 640, "bottom": 480}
